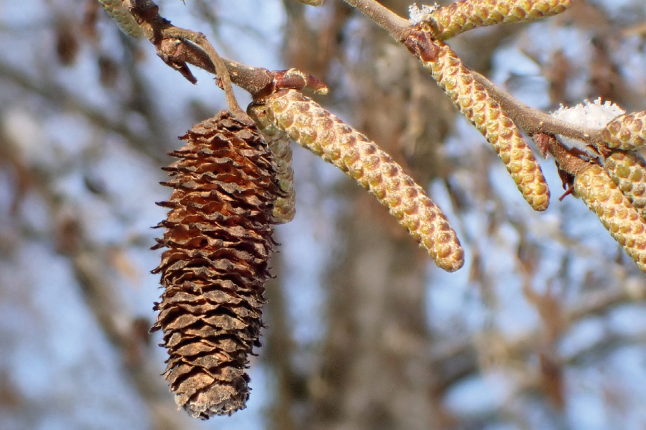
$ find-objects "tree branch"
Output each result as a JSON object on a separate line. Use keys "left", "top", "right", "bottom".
{"left": 342, "top": 0, "right": 411, "bottom": 41}
{"left": 471, "top": 71, "right": 606, "bottom": 147}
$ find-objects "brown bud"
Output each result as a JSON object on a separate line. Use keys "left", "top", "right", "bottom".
{"left": 575, "top": 164, "right": 646, "bottom": 273}
{"left": 259, "top": 89, "right": 464, "bottom": 272}
{"left": 413, "top": 32, "right": 550, "bottom": 211}
{"left": 152, "top": 111, "right": 281, "bottom": 418}
{"left": 97, "top": 0, "right": 144, "bottom": 38}
{"left": 601, "top": 112, "right": 646, "bottom": 151}
{"left": 248, "top": 104, "right": 296, "bottom": 223}
{"left": 604, "top": 150, "right": 646, "bottom": 217}
{"left": 424, "top": 0, "right": 572, "bottom": 40}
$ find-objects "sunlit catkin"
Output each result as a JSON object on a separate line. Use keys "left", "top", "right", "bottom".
{"left": 97, "top": 0, "right": 144, "bottom": 38}
{"left": 410, "top": 32, "right": 550, "bottom": 211}
{"left": 604, "top": 150, "right": 646, "bottom": 218}
{"left": 601, "top": 112, "right": 646, "bottom": 151}
{"left": 152, "top": 111, "right": 280, "bottom": 418}
{"left": 247, "top": 104, "right": 296, "bottom": 223}
{"left": 259, "top": 89, "right": 464, "bottom": 272}
{"left": 574, "top": 164, "right": 646, "bottom": 273}
{"left": 423, "top": 0, "right": 572, "bottom": 40}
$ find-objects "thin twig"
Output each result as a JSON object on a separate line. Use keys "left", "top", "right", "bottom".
{"left": 342, "top": 0, "right": 411, "bottom": 41}
{"left": 191, "top": 36, "right": 244, "bottom": 116}
{"left": 127, "top": 0, "right": 273, "bottom": 96}
{"left": 471, "top": 71, "right": 606, "bottom": 147}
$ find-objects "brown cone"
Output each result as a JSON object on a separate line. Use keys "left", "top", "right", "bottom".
{"left": 151, "top": 111, "right": 281, "bottom": 418}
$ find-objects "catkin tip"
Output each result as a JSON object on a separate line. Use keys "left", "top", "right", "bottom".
{"left": 261, "top": 89, "right": 465, "bottom": 272}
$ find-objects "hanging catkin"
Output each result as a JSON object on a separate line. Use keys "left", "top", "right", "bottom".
{"left": 601, "top": 112, "right": 646, "bottom": 151}
{"left": 247, "top": 104, "right": 296, "bottom": 223}
{"left": 257, "top": 89, "right": 464, "bottom": 272}
{"left": 152, "top": 111, "right": 281, "bottom": 418}
{"left": 574, "top": 164, "right": 646, "bottom": 273}
{"left": 421, "top": 0, "right": 572, "bottom": 40}
{"left": 408, "top": 30, "right": 550, "bottom": 211}
{"left": 603, "top": 150, "right": 646, "bottom": 218}
{"left": 96, "top": 0, "right": 144, "bottom": 38}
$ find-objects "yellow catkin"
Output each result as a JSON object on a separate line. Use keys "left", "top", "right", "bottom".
{"left": 604, "top": 150, "right": 646, "bottom": 218}
{"left": 258, "top": 89, "right": 464, "bottom": 272}
{"left": 601, "top": 112, "right": 646, "bottom": 151}
{"left": 418, "top": 35, "right": 550, "bottom": 211}
{"left": 425, "top": 0, "right": 572, "bottom": 40}
{"left": 294, "top": 0, "right": 324, "bottom": 5}
{"left": 575, "top": 164, "right": 646, "bottom": 273}
{"left": 248, "top": 104, "right": 296, "bottom": 223}
{"left": 97, "top": 0, "right": 144, "bottom": 38}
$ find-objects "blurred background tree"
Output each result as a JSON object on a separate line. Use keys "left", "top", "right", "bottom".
{"left": 1, "top": 0, "right": 646, "bottom": 429}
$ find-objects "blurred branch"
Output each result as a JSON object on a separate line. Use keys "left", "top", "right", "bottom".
{"left": 0, "top": 63, "right": 169, "bottom": 164}
{"left": 431, "top": 280, "right": 646, "bottom": 392}
{"left": 0, "top": 128, "right": 198, "bottom": 429}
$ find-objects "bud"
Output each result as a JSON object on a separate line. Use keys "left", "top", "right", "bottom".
{"left": 259, "top": 89, "right": 464, "bottom": 272}
{"left": 601, "top": 112, "right": 646, "bottom": 151}
{"left": 409, "top": 31, "right": 550, "bottom": 211}
{"left": 247, "top": 104, "right": 296, "bottom": 223}
{"left": 152, "top": 111, "right": 281, "bottom": 418}
{"left": 97, "top": 0, "right": 144, "bottom": 38}
{"left": 574, "top": 164, "right": 646, "bottom": 273}
{"left": 415, "top": 0, "right": 572, "bottom": 40}
{"left": 604, "top": 150, "right": 646, "bottom": 218}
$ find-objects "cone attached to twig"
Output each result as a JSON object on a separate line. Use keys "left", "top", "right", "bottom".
{"left": 574, "top": 164, "right": 646, "bottom": 273}
{"left": 421, "top": 0, "right": 572, "bottom": 40}
{"left": 407, "top": 29, "right": 550, "bottom": 211}
{"left": 256, "top": 89, "right": 464, "bottom": 272}
{"left": 151, "top": 111, "right": 281, "bottom": 418}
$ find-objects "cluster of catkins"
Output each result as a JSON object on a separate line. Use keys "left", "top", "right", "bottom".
{"left": 552, "top": 102, "right": 646, "bottom": 272}
{"left": 147, "top": 0, "right": 646, "bottom": 420}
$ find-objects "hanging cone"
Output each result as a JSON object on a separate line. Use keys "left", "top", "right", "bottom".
{"left": 152, "top": 111, "right": 281, "bottom": 418}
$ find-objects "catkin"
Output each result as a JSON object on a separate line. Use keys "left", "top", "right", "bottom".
{"left": 248, "top": 104, "right": 296, "bottom": 223}
{"left": 258, "top": 89, "right": 464, "bottom": 272}
{"left": 416, "top": 34, "right": 550, "bottom": 211}
{"left": 601, "top": 112, "right": 646, "bottom": 151}
{"left": 294, "top": 0, "right": 325, "bottom": 5}
{"left": 424, "top": 0, "right": 572, "bottom": 40}
{"left": 97, "top": 0, "right": 144, "bottom": 38}
{"left": 604, "top": 150, "right": 646, "bottom": 218}
{"left": 574, "top": 164, "right": 646, "bottom": 273}
{"left": 152, "top": 111, "right": 281, "bottom": 418}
